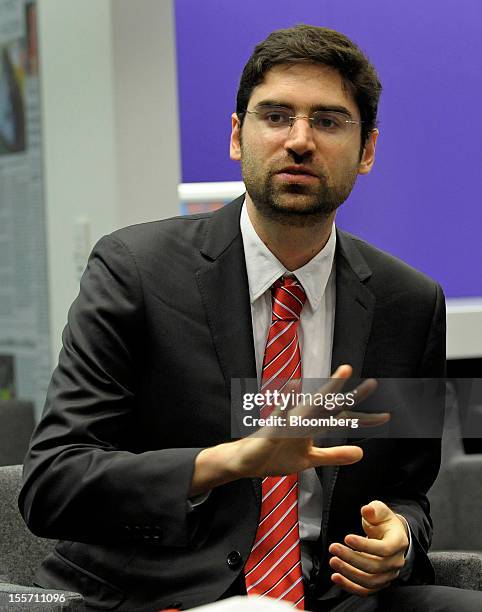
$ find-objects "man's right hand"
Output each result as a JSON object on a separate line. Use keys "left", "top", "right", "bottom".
{"left": 189, "top": 364, "right": 389, "bottom": 496}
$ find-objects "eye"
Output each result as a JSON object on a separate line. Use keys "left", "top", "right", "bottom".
{"left": 262, "top": 110, "right": 291, "bottom": 126}
{"left": 313, "top": 112, "right": 344, "bottom": 130}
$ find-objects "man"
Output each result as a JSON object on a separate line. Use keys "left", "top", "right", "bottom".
{"left": 19, "top": 25, "right": 481, "bottom": 612}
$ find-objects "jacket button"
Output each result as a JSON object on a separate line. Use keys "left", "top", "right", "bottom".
{"left": 226, "top": 550, "right": 242, "bottom": 569}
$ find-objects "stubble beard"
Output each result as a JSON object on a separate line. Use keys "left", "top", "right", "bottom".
{"left": 241, "top": 154, "right": 359, "bottom": 228}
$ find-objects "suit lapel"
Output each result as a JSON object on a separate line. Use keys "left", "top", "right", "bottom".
{"left": 195, "top": 197, "right": 257, "bottom": 397}
{"left": 319, "top": 229, "right": 376, "bottom": 545}
{"left": 195, "top": 198, "right": 261, "bottom": 501}
{"left": 331, "top": 230, "right": 375, "bottom": 378}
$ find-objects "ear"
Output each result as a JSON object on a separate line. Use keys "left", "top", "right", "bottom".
{"left": 230, "top": 112, "right": 242, "bottom": 161}
{"left": 358, "top": 128, "right": 378, "bottom": 175}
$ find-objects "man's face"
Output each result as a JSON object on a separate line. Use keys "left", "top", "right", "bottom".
{"left": 230, "top": 63, "right": 378, "bottom": 225}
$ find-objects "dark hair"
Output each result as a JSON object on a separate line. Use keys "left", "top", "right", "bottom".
{"left": 236, "top": 24, "right": 382, "bottom": 145}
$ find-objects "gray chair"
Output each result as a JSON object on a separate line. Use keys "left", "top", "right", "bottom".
{"left": 427, "top": 383, "right": 482, "bottom": 590}
{"left": 0, "top": 465, "right": 84, "bottom": 611}
{"left": 0, "top": 401, "right": 35, "bottom": 467}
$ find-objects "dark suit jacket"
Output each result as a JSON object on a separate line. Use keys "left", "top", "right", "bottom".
{"left": 19, "top": 197, "right": 446, "bottom": 611}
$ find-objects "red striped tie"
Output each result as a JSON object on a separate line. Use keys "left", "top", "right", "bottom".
{"left": 244, "top": 276, "right": 306, "bottom": 609}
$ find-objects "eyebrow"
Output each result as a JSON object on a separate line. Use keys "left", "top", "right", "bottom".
{"left": 253, "top": 100, "right": 354, "bottom": 119}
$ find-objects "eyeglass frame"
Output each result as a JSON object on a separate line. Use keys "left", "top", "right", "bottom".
{"left": 240, "top": 106, "right": 363, "bottom": 136}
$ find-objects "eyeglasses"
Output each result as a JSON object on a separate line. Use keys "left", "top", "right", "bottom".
{"left": 243, "top": 106, "right": 362, "bottom": 143}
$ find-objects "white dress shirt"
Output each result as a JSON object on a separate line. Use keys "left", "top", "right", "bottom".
{"left": 240, "top": 203, "right": 335, "bottom": 577}
{"left": 240, "top": 201, "right": 413, "bottom": 580}
{"left": 189, "top": 200, "right": 413, "bottom": 582}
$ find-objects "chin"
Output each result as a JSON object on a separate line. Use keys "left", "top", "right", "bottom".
{"left": 259, "top": 200, "right": 334, "bottom": 226}
{"left": 272, "top": 193, "right": 329, "bottom": 214}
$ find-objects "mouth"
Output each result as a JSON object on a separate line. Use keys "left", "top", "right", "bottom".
{"left": 275, "top": 166, "right": 319, "bottom": 184}
{"left": 278, "top": 165, "right": 318, "bottom": 176}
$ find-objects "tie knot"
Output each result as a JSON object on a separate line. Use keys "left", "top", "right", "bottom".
{"left": 271, "top": 276, "right": 306, "bottom": 321}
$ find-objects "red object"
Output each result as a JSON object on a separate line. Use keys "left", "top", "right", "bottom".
{"left": 244, "top": 277, "right": 306, "bottom": 609}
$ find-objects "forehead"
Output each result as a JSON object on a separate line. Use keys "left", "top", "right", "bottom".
{"left": 249, "top": 63, "right": 359, "bottom": 117}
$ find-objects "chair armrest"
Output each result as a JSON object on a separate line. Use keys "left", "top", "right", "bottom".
{"left": 0, "top": 583, "right": 84, "bottom": 611}
{"left": 429, "top": 551, "right": 482, "bottom": 591}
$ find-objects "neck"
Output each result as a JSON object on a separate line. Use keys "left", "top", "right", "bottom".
{"left": 246, "top": 198, "right": 335, "bottom": 271}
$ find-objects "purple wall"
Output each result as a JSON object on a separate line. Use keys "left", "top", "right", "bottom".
{"left": 174, "top": 0, "right": 482, "bottom": 298}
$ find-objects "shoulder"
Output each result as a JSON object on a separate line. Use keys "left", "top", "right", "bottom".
{"left": 96, "top": 196, "right": 244, "bottom": 261}
{"left": 108, "top": 211, "right": 213, "bottom": 254}
{"left": 336, "top": 228, "right": 443, "bottom": 301}
{"left": 87, "top": 211, "right": 219, "bottom": 274}
{"left": 84, "top": 198, "right": 244, "bottom": 286}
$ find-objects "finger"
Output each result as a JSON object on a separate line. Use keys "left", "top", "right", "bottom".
{"left": 301, "top": 369, "right": 379, "bottom": 419}
{"left": 289, "top": 409, "right": 388, "bottom": 437}
{"left": 360, "top": 501, "right": 394, "bottom": 539}
{"left": 332, "top": 364, "right": 353, "bottom": 379}
{"left": 273, "top": 410, "right": 389, "bottom": 440}
{"left": 321, "top": 370, "right": 377, "bottom": 406}
{"left": 361, "top": 500, "right": 392, "bottom": 525}
{"left": 277, "top": 379, "right": 303, "bottom": 409}
{"left": 330, "top": 543, "right": 382, "bottom": 574}
{"left": 271, "top": 368, "right": 351, "bottom": 420}
{"left": 330, "top": 572, "right": 379, "bottom": 597}
{"left": 339, "top": 410, "right": 390, "bottom": 428}
{"left": 352, "top": 378, "right": 378, "bottom": 405}
{"left": 344, "top": 533, "right": 402, "bottom": 557}
{"left": 317, "top": 364, "right": 353, "bottom": 395}
{"left": 329, "top": 543, "right": 404, "bottom": 574}
{"left": 329, "top": 556, "right": 399, "bottom": 590}
{"left": 309, "top": 445, "right": 363, "bottom": 466}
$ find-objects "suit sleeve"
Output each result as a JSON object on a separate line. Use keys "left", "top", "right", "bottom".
{"left": 19, "top": 235, "right": 204, "bottom": 548}
{"left": 385, "top": 282, "right": 446, "bottom": 583}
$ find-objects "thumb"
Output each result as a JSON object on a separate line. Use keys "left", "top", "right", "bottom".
{"left": 361, "top": 500, "right": 392, "bottom": 538}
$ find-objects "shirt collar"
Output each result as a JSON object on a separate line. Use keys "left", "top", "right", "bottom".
{"left": 240, "top": 200, "right": 336, "bottom": 311}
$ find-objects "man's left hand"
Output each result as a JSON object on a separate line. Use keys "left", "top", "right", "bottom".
{"left": 328, "top": 500, "right": 409, "bottom": 597}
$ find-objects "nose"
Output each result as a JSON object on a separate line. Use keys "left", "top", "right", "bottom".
{"left": 283, "top": 116, "right": 316, "bottom": 157}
